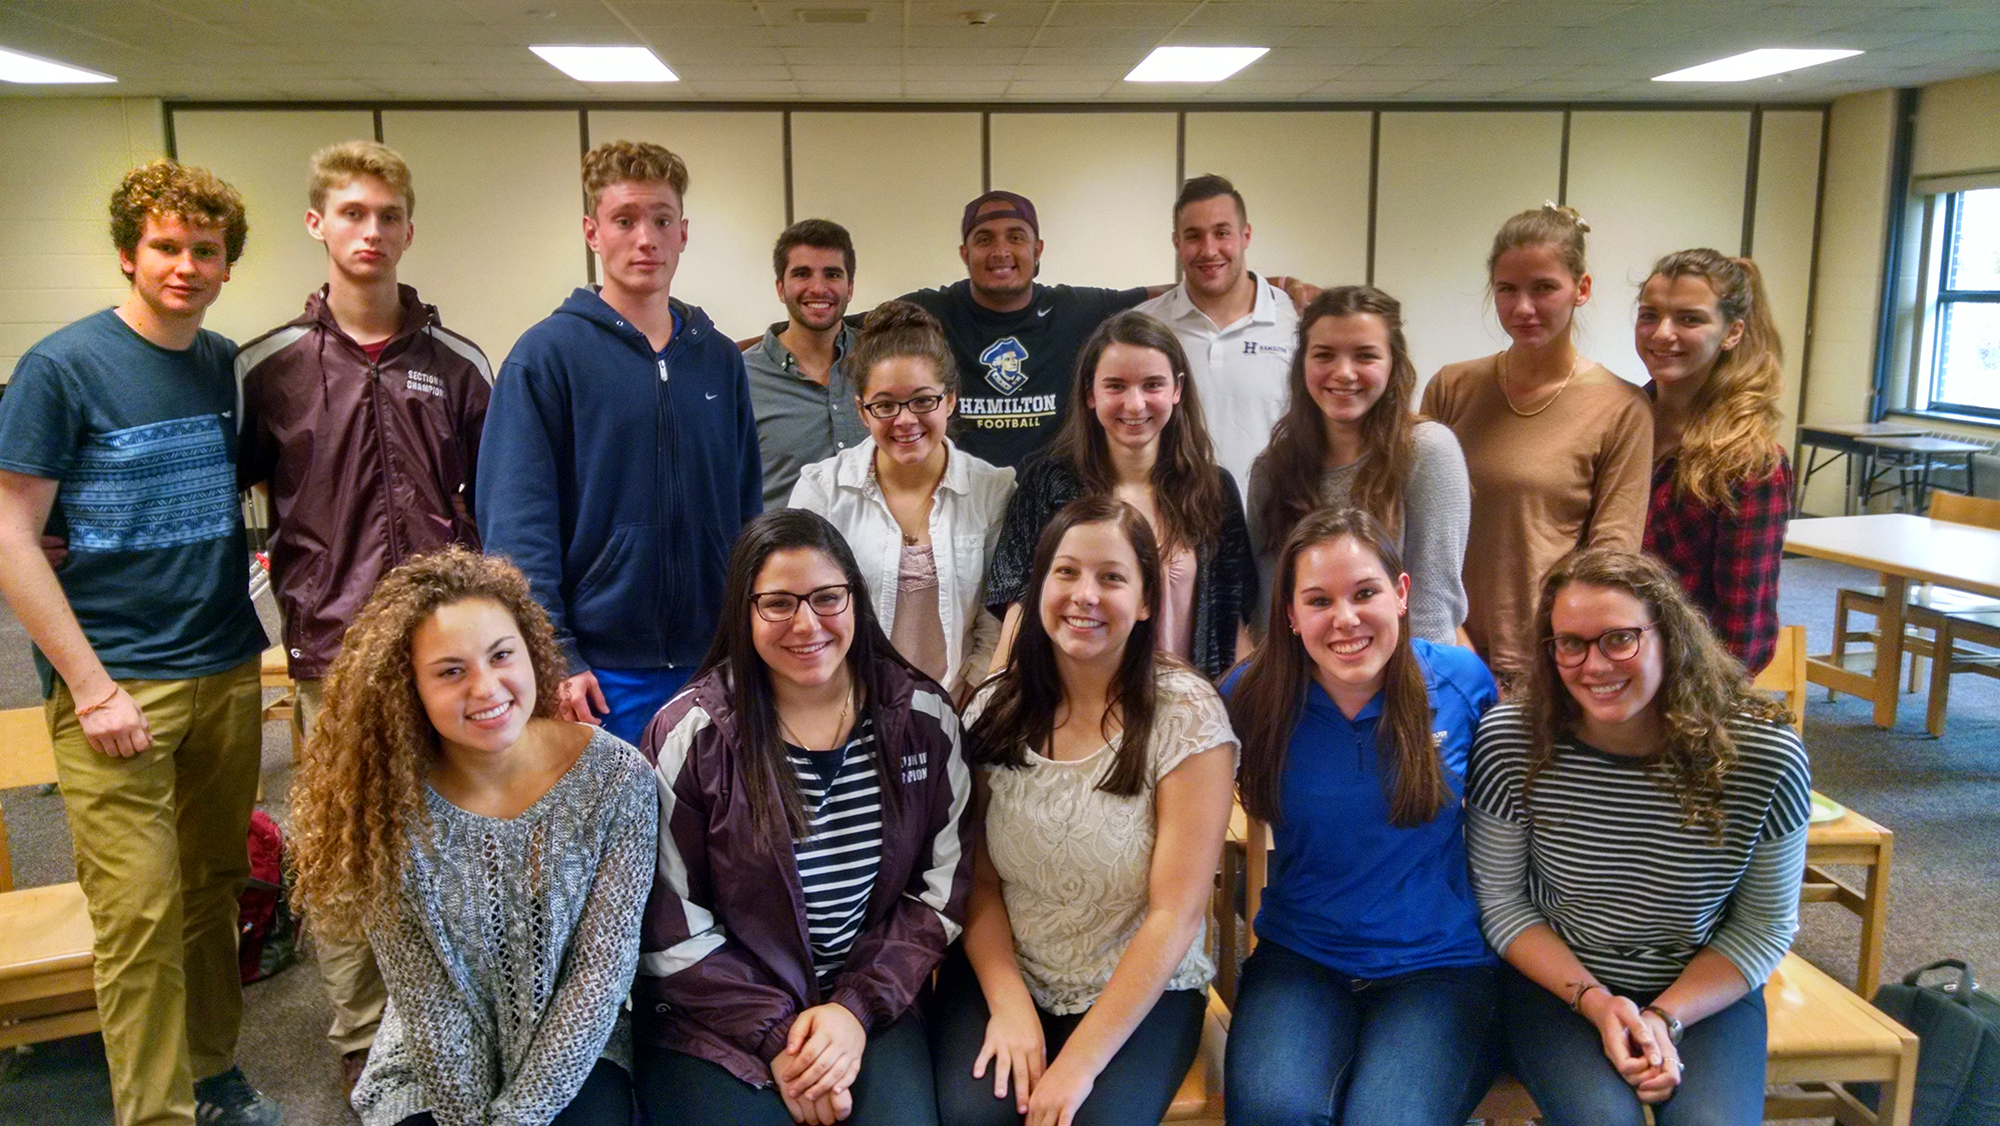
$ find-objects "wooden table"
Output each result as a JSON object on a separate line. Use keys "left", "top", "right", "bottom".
{"left": 1784, "top": 514, "right": 2000, "bottom": 727}
{"left": 1806, "top": 800, "right": 1893, "bottom": 999}
{"left": 1794, "top": 421, "right": 1928, "bottom": 516}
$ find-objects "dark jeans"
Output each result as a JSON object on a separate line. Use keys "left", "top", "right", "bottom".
{"left": 929, "top": 946, "right": 1207, "bottom": 1126}
{"left": 1223, "top": 939, "right": 1502, "bottom": 1126}
{"left": 1500, "top": 964, "right": 1769, "bottom": 1126}
{"left": 595, "top": 666, "right": 693, "bottom": 746}
{"left": 635, "top": 1010, "right": 937, "bottom": 1126}
{"left": 394, "top": 1058, "right": 631, "bottom": 1126}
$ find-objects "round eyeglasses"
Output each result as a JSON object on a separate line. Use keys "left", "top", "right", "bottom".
{"left": 750, "top": 584, "right": 852, "bottom": 622}
{"left": 860, "top": 394, "right": 946, "bottom": 420}
{"left": 1545, "top": 625, "right": 1653, "bottom": 667}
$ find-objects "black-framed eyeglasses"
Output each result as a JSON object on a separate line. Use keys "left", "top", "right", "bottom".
{"left": 859, "top": 394, "right": 947, "bottom": 420}
{"left": 1545, "top": 626, "right": 1653, "bottom": 668}
{"left": 750, "top": 584, "right": 853, "bottom": 622}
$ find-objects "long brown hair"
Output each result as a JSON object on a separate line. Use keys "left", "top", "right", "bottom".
{"left": 966, "top": 495, "right": 1168, "bottom": 798}
{"left": 1642, "top": 249, "right": 1786, "bottom": 509}
{"left": 290, "top": 547, "right": 566, "bottom": 940}
{"left": 698, "top": 508, "right": 918, "bottom": 847}
{"left": 1047, "top": 310, "right": 1224, "bottom": 556}
{"left": 1229, "top": 508, "right": 1446, "bottom": 828}
{"left": 1251, "top": 287, "right": 1420, "bottom": 552}
{"left": 1523, "top": 548, "right": 1790, "bottom": 837}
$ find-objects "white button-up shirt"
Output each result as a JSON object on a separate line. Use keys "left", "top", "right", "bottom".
{"left": 788, "top": 438, "right": 1016, "bottom": 693}
{"left": 1136, "top": 274, "right": 1299, "bottom": 490}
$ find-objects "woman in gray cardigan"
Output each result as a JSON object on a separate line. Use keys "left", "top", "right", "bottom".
{"left": 290, "top": 547, "right": 656, "bottom": 1126}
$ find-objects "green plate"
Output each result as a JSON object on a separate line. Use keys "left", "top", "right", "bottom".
{"left": 1809, "top": 792, "right": 1846, "bottom": 824}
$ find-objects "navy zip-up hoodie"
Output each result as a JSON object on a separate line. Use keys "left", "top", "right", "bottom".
{"left": 478, "top": 288, "right": 763, "bottom": 672}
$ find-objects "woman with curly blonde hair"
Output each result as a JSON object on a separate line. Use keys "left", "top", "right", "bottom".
{"left": 1463, "top": 548, "right": 1809, "bottom": 1126}
{"left": 1634, "top": 249, "right": 1792, "bottom": 672}
{"left": 291, "top": 547, "right": 657, "bottom": 1126}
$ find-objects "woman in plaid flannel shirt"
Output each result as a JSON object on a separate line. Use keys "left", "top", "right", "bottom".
{"left": 1635, "top": 250, "right": 1793, "bottom": 674}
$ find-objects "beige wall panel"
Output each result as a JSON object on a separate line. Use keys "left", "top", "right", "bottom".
{"left": 1567, "top": 111, "right": 1751, "bottom": 385}
{"left": 1913, "top": 71, "right": 2000, "bottom": 179}
{"left": 173, "top": 109, "right": 377, "bottom": 348}
{"left": 1802, "top": 90, "right": 1897, "bottom": 512}
{"left": 0, "top": 98, "right": 163, "bottom": 381}
{"left": 791, "top": 112, "right": 982, "bottom": 311}
{"left": 1375, "top": 111, "right": 1564, "bottom": 387}
{"left": 1183, "top": 112, "right": 1372, "bottom": 288}
{"left": 1752, "top": 110, "right": 1825, "bottom": 458}
{"left": 378, "top": 111, "right": 585, "bottom": 366}
{"left": 988, "top": 112, "right": 1178, "bottom": 290}
{"left": 588, "top": 110, "right": 786, "bottom": 341}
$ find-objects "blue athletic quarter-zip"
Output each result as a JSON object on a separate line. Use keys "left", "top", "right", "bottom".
{"left": 479, "top": 289, "right": 764, "bottom": 674}
{"left": 1224, "top": 638, "right": 1501, "bottom": 979}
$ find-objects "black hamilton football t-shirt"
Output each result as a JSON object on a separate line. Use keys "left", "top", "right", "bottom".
{"left": 901, "top": 280, "right": 1148, "bottom": 469}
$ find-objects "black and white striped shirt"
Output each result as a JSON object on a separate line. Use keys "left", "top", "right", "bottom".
{"left": 788, "top": 715, "right": 884, "bottom": 990}
{"left": 1464, "top": 703, "right": 1811, "bottom": 993}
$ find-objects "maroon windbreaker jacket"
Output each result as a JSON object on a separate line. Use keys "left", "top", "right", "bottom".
{"left": 237, "top": 285, "right": 491, "bottom": 679}
{"left": 635, "top": 660, "right": 974, "bottom": 1087}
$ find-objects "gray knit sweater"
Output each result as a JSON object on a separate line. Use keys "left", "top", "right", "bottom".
{"left": 1247, "top": 420, "right": 1472, "bottom": 645}
{"left": 353, "top": 728, "right": 658, "bottom": 1126}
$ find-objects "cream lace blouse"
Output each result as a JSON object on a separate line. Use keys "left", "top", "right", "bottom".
{"left": 970, "top": 664, "right": 1237, "bottom": 1014}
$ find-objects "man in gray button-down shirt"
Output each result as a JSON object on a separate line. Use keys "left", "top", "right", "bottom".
{"left": 745, "top": 218, "right": 871, "bottom": 508}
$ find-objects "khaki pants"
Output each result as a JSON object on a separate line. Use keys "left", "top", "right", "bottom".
{"left": 292, "top": 677, "right": 386, "bottom": 1056}
{"left": 49, "top": 660, "right": 262, "bottom": 1126}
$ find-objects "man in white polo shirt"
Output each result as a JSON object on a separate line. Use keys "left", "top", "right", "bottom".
{"left": 1136, "top": 173, "right": 1298, "bottom": 489}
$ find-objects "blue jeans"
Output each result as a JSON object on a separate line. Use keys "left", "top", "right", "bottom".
{"left": 594, "top": 665, "right": 693, "bottom": 746}
{"left": 1500, "top": 965, "right": 1769, "bottom": 1126}
{"left": 637, "top": 1011, "right": 937, "bottom": 1126}
{"left": 1224, "top": 940, "right": 1502, "bottom": 1126}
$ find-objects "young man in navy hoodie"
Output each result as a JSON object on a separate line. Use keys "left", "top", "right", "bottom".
{"left": 478, "top": 140, "right": 762, "bottom": 745}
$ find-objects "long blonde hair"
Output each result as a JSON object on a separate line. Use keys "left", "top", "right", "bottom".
{"left": 289, "top": 548, "right": 565, "bottom": 940}
{"left": 1645, "top": 249, "right": 1786, "bottom": 509}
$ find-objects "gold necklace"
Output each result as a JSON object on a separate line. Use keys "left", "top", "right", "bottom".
{"left": 1496, "top": 349, "right": 1583, "bottom": 418}
{"left": 778, "top": 685, "right": 854, "bottom": 752}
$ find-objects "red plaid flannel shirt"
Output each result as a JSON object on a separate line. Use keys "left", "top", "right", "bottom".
{"left": 1643, "top": 453, "right": 1793, "bottom": 673}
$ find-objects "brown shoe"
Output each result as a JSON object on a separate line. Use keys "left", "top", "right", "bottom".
{"left": 341, "top": 1049, "right": 369, "bottom": 1101}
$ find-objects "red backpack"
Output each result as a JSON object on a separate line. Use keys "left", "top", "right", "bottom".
{"left": 239, "top": 809, "right": 300, "bottom": 984}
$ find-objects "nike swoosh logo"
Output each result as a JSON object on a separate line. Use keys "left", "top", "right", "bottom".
{"left": 705, "top": 392, "right": 719, "bottom": 400}
{"left": 1035, "top": 306, "right": 1053, "bottom": 317}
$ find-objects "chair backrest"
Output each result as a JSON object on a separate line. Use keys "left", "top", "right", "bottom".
{"left": 1752, "top": 625, "right": 1808, "bottom": 735}
{"left": 0, "top": 707, "right": 60, "bottom": 891}
{"left": 1929, "top": 491, "right": 2000, "bottom": 531}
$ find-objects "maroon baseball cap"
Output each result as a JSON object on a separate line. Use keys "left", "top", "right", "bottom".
{"left": 961, "top": 190, "right": 1039, "bottom": 241}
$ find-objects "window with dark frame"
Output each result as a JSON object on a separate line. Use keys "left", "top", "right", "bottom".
{"left": 1929, "top": 187, "right": 2000, "bottom": 418}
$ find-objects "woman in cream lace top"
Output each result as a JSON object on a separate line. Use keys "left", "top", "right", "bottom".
{"left": 934, "top": 495, "right": 1237, "bottom": 1126}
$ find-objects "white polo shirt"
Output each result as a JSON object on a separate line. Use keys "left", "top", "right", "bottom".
{"left": 1136, "top": 274, "right": 1298, "bottom": 490}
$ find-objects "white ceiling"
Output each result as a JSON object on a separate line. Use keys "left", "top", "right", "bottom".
{"left": 0, "top": 0, "right": 1995, "bottom": 103}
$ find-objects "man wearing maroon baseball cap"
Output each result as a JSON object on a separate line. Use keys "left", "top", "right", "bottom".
{"left": 898, "top": 190, "right": 1157, "bottom": 469}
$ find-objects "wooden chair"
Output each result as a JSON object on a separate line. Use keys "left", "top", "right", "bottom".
{"left": 1832, "top": 492, "right": 2000, "bottom": 700}
{"left": 0, "top": 706, "right": 99, "bottom": 1049}
{"left": 1751, "top": 624, "right": 1808, "bottom": 734}
{"left": 1915, "top": 608, "right": 2000, "bottom": 737}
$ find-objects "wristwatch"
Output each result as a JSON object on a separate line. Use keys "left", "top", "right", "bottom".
{"left": 1641, "top": 1004, "right": 1684, "bottom": 1045}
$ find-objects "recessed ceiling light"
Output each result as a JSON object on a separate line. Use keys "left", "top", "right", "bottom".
{"left": 529, "top": 44, "right": 678, "bottom": 82}
{"left": 0, "top": 46, "right": 115, "bottom": 84}
{"left": 1653, "top": 48, "right": 1861, "bottom": 83}
{"left": 1125, "top": 46, "right": 1267, "bottom": 83}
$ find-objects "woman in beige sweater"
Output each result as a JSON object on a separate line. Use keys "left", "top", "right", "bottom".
{"left": 1420, "top": 204, "right": 1653, "bottom": 690}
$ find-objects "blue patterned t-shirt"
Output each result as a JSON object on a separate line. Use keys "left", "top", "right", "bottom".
{"left": 0, "top": 308, "right": 266, "bottom": 694}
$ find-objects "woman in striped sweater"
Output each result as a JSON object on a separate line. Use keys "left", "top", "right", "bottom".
{"left": 1465, "top": 548, "right": 1810, "bottom": 1126}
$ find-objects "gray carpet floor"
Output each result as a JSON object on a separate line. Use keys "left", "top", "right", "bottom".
{"left": 0, "top": 553, "right": 1994, "bottom": 1125}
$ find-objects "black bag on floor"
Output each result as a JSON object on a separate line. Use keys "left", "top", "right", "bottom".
{"left": 1858, "top": 959, "right": 2000, "bottom": 1126}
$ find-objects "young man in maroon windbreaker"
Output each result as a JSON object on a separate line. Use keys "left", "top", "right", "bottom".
{"left": 234, "top": 140, "right": 491, "bottom": 1094}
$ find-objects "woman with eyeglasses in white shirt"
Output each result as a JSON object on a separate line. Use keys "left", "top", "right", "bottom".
{"left": 791, "top": 301, "right": 1016, "bottom": 697}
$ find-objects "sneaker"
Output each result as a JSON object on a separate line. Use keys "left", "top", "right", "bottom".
{"left": 194, "top": 1065, "right": 283, "bottom": 1125}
